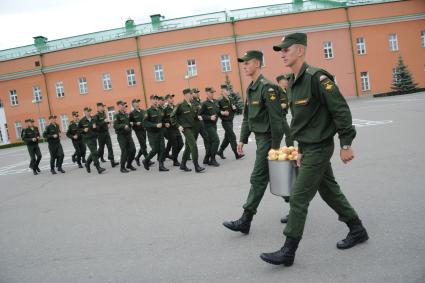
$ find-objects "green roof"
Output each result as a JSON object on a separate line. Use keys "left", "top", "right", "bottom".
{"left": 0, "top": 0, "right": 398, "bottom": 62}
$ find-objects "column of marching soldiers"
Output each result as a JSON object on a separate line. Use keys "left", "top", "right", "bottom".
{"left": 20, "top": 85, "right": 252, "bottom": 175}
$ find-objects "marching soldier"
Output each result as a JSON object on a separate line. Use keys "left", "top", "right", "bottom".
{"left": 259, "top": 33, "right": 368, "bottom": 266}
{"left": 129, "top": 98, "right": 151, "bottom": 167}
{"left": 217, "top": 84, "right": 245, "bottom": 160}
{"left": 222, "top": 50, "right": 283, "bottom": 235}
{"left": 142, "top": 95, "right": 169, "bottom": 172}
{"left": 199, "top": 87, "right": 220, "bottom": 166}
{"left": 170, "top": 89, "right": 205, "bottom": 173}
{"left": 113, "top": 100, "right": 137, "bottom": 173}
{"left": 78, "top": 107, "right": 106, "bottom": 174}
{"left": 191, "top": 88, "right": 210, "bottom": 161}
{"left": 43, "top": 115, "right": 65, "bottom": 174}
{"left": 163, "top": 94, "right": 184, "bottom": 166}
{"left": 66, "top": 111, "right": 86, "bottom": 168}
{"left": 93, "top": 102, "right": 119, "bottom": 167}
{"left": 21, "top": 118, "right": 42, "bottom": 175}
{"left": 276, "top": 75, "right": 295, "bottom": 147}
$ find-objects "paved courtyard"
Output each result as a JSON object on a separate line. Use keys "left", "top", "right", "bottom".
{"left": 0, "top": 93, "right": 424, "bottom": 283}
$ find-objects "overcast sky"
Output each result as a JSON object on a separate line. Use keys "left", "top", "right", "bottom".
{"left": 0, "top": 0, "right": 291, "bottom": 50}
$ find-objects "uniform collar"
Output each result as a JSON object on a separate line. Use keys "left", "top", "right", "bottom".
{"left": 249, "top": 74, "right": 264, "bottom": 91}
{"left": 292, "top": 62, "right": 309, "bottom": 85}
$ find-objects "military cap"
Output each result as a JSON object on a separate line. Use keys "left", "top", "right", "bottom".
{"left": 157, "top": 96, "right": 164, "bottom": 101}
{"left": 132, "top": 98, "right": 141, "bottom": 104}
{"left": 72, "top": 111, "right": 79, "bottom": 116}
{"left": 96, "top": 102, "right": 106, "bottom": 107}
{"left": 205, "top": 87, "right": 216, "bottom": 93}
{"left": 220, "top": 84, "right": 229, "bottom": 90}
{"left": 276, "top": 74, "right": 290, "bottom": 82}
{"left": 273, "top": 33, "right": 307, "bottom": 51}
{"left": 165, "top": 94, "right": 175, "bottom": 99}
{"left": 84, "top": 107, "right": 92, "bottom": 112}
{"left": 183, "top": 88, "right": 192, "bottom": 95}
{"left": 25, "top": 118, "right": 34, "bottom": 123}
{"left": 48, "top": 115, "right": 57, "bottom": 119}
{"left": 237, "top": 50, "right": 263, "bottom": 63}
{"left": 116, "top": 100, "right": 127, "bottom": 106}
{"left": 192, "top": 88, "right": 200, "bottom": 94}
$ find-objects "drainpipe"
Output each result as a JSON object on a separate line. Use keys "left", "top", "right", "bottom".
{"left": 345, "top": 7, "right": 360, "bottom": 97}
{"left": 39, "top": 54, "right": 53, "bottom": 115}
{"left": 230, "top": 17, "right": 245, "bottom": 99}
{"left": 135, "top": 36, "right": 149, "bottom": 108}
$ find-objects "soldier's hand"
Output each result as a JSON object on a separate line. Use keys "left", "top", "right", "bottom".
{"left": 93, "top": 124, "right": 97, "bottom": 129}
{"left": 165, "top": 123, "right": 170, "bottom": 128}
{"left": 157, "top": 123, "right": 162, "bottom": 128}
{"left": 32, "top": 138, "right": 37, "bottom": 142}
{"left": 179, "top": 126, "right": 184, "bottom": 132}
{"left": 232, "top": 105, "right": 236, "bottom": 110}
{"left": 237, "top": 142, "right": 244, "bottom": 155}
{"left": 104, "top": 118, "right": 109, "bottom": 122}
{"left": 137, "top": 122, "right": 141, "bottom": 126}
{"left": 124, "top": 125, "right": 129, "bottom": 129}
{"left": 296, "top": 154, "right": 303, "bottom": 167}
{"left": 281, "top": 103, "right": 287, "bottom": 109}
{"left": 340, "top": 148, "right": 354, "bottom": 164}
{"left": 53, "top": 134, "right": 58, "bottom": 138}
{"left": 73, "top": 135, "right": 78, "bottom": 139}
{"left": 198, "top": 116, "right": 203, "bottom": 121}
{"left": 211, "top": 115, "right": 216, "bottom": 121}
{"left": 130, "top": 122, "right": 134, "bottom": 126}
{"left": 84, "top": 128, "right": 89, "bottom": 132}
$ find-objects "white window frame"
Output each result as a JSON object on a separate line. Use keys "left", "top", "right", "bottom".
{"left": 356, "top": 37, "right": 366, "bottom": 55}
{"left": 126, "top": 69, "right": 136, "bottom": 86}
{"left": 187, "top": 59, "right": 197, "bottom": 77}
{"left": 154, "top": 64, "right": 164, "bottom": 82}
{"left": 360, "top": 72, "right": 370, "bottom": 92}
{"left": 60, "top": 114, "right": 69, "bottom": 131}
{"left": 14, "top": 122, "right": 22, "bottom": 139}
{"left": 421, "top": 30, "right": 425, "bottom": 48}
{"left": 32, "top": 86, "right": 42, "bottom": 103}
{"left": 102, "top": 73, "right": 112, "bottom": 90}
{"left": 389, "top": 34, "right": 399, "bottom": 52}
{"left": 9, "top": 90, "right": 18, "bottom": 106}
{"left": 55, "top": 81, "right": 64, "bottom": 98}
{"left": 220, "top": 54, "right": 231, "bottom": 72}
{"left": 38, "top": 117, "right": 46, "bottom": 133}
{"left": 79, "top": 77, "right": 88, "bottom": 94}
{"left": 107, "top": 106, "right": 115, "bottom": 122}
{"left": 323, "top": 41, "right": 334, "bottom": 59}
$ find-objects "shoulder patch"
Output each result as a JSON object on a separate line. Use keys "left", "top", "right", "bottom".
{"left": 321, "top": 78, "right": 335, "bottom": 92}
{"left": 267, "top": 88, "right": 277, "bottom": 101}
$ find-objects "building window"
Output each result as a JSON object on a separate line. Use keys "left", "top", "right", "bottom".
{"left": 127, "top": 69, "right": 136, "bottom": 86}
{"left": 79, "top": 77, "right": 88, "bottom": 94}
{"left": 14, "top": 122, "right": 22, "bottom": 139}
{"left": 421, "top": 30, "right": 425, "bottom": 48}
{"left": 221, "top": 55, "right": 231, "bottom": 72}
{"left": 360, "top": 72, "right": 370, "bottom": 91}
{"left": 356, "top": 37, "right": 366, "bottom": 55}
{"left": 187, "top": 59, "right": 197, "bottom": 77}
{"left": 55, "top": 81, "right": 64, "bottom": 98}
{"left": 323, "top": 41, "right": 334, "bottom": 59}
{"left": 107, "top": 106, "right": 115, "bottom": 122}
{"left": 38, "top": 117, "right": 46, "bottom": 133}
{"left": 103, "top": 73, "right": 112, "bottom": 90}
{"left": 9, "top": 90, "right": 18, "bottom": 106}
{"left": 60, "top": 114, "right": 69, "bottom": 131}
{"left": 32, "top": 86, "right": 42, "bottom": 103}
{"left": 154, "top": 64, "right": 164, "bottom": 82}
{"left": 389, "top": 34, "right": 398, "bottom": 52}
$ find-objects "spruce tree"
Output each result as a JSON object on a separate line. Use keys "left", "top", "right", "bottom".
{"left": 391, "top": 55, "right": 417, "bottom": 94}
{"left": 224, "top": 74, "right": 244, "bottom": 114}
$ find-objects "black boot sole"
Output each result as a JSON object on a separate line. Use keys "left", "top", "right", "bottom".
{"left": 222, "top": 222, "right": 250, "bottom": 234}
{"left": 259, "top": 254, "right": 294, "bottom": 266}
{"left": 337, "top": 232, "right": 369, "bottom": 250}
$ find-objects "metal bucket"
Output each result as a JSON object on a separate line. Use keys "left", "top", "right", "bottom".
{"left": 268, "top": 160, "right": 297, "bottom": 197}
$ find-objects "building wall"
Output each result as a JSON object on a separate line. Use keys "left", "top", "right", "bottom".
{"left": 1, "top": 0, "right": 424, "bottom": 143}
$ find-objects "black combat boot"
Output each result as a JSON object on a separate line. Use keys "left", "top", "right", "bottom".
{"left": 135, "top": 150, "right": 143, "bottom": 166}
{"left": 57, "top": 167, "right": 65, "bottom": 173}
{"left": 142, "top": 159, "right": 150, "bottom": 171}
{"left": 33, "top": 169, "right": 38, "bottom": 175}
{"left": 203, "top": 155, "right": 210, "bottom": 165}
{"left": 260, "top": 237, "right": 300, "bottom": 266}
{"left": 173, "top": 158, "right": 181, "bottom": 167}
{"left": 120, "top": 166, "right": 129, "bottom": 173}
{"left": 222, "top": 210, "right": 253, "bottom": 234}
{"left": 193, "top": 160, "right": 205, "bottom": 173}
{"left": 281, "top": 214, "right": 289, "bottom": 224}
{"left": 110, "top": 158, "right": 119, "bottom": 168}
{"left": 127, "top": 162, "right": 137, "bottom": 171}
{"left": 51, "top": 167, "right": 57, "bottom": 175}
{"left": 337, "top": 217, "right": 369, "bottom": 249}
{"left": 71, "top": 154, "right": 76, "bottom": 163}
{"left": 217, "top": 150, "right": 226, "bottom": 160}
{"left": 85, "top": 162, "right": 91, "bottom": 173}
{"left": 208, "top": 156, "right": 220, "bottom": 167}
{"left": 96, "top": 165, "right": 106, "bottom": 174}
{"left": 159, "top": 162, "right": 169, "bottom": 172}
{"left": 100, "top": 157, "right": 107, "bottom": 163}
{"left": 180, "top": 159, "right": 192, "bottom": 172}
{"left": 82, "top": 157, "right": 86, "bottom": 163}
{"left": 78, "top": 162, "right": 83, "bottom": 169}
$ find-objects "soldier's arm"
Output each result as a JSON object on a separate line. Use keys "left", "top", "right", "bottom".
{"left": 21, "top": 129, "right": 31, "bottom": 142}
{"left": 113, "top": 114, "right": 125, "bottom": 130}
{"left": 170, "top": 106, "right": 179, "bottom": 127}
{"left": 200, "top": 103, "right": 210, "bottom": 121}
{"left": 239, "top": 99, "right": 251, "bottom": 144}
{"left": 264, "top": 85, "right": 284, "bottom": 149}
{"left": 317, "top": 74, "right": 356, "bottom": 147}
{"left": 143, "top": 111, "right": 156, "bottom": 129}
{"left": 42, "top": 128, "right": 50, "bottom": 139}
{"left": 66, "top": 126, "right": 73, "bottom": 139}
